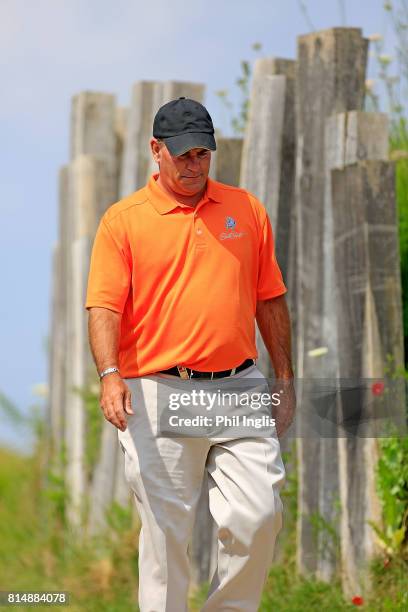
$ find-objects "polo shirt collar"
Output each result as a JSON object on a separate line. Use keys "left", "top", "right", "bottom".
{"left": 146, "top": 172, "right": 222, "bottom": 215}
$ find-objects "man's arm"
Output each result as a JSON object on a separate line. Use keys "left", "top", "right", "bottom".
{"left": 256, "top": 295, "right": 294, "bottom": 380}
{"left": 88, "top": 307, "right": 133, "bottom": 431}
{"left": 256, "top": 295, "right": 295, "bottom": 437}
{"left": 88, "top": 306, "right": 122, "bottom": 373}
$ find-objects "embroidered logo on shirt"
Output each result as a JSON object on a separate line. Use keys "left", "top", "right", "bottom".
{"left": 225, "top": 216, "right": 236, "bottom": 229}
{"left": 220, "top": 216, "right": 246, "bottom": 241}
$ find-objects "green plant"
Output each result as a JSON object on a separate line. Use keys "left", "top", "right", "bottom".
{"left": 260, "top": 563, "right": 354, "bottom": 611}
{"left": 72, "top": 379, "right": 103, "bottom": 479}
{"left": 189, "top": 581, "right": 210, "bottom": 611}
{"left": 215, "top": 42, "right": 263, "bottom": 136}
{"left": 281, "top": 443, "right": 298, "bottom": 525}
{"left": 368, "top": 555, "right": 408, "bottom": 610}
{"left": 389, "top": 120, "right": 408, "bottom": 364}
{"left": 106, "top": 501, "right": 133, "bottom": 535}
{"left": 0, "top": 444, "right": 141, "bottom": 612}
{"left": 372, "top": 434, "right": 408, "bottom": 558}
{"left": 309, "top": 505, "right": 341, "bottom": 566}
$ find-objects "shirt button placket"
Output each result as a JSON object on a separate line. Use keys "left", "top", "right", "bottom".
{"left": 193, "top": 211, "right": 207, "bottom": 248}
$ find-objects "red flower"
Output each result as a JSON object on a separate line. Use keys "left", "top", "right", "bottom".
{"left": 371, "top": 381, "right": 385, "bottom": 396}
{"left": 352, "top": 595, "right": 364, "bottom": 606}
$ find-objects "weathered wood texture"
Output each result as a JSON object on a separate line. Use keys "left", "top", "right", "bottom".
{"left": 64, "top": 154, "right": 116, "bottom": 527}
{"left": 70, "top": 92, "right": 118, "bottom": 202}
{"left": 57, "top": 93, "right": 120, "bottom": 528}
{"left": 48, "top": 167, "right": 70, "bottom": 462}
{"left": 115, "top": 106, "right": 128, "bottom": 198}
{"left": 240, "top": 57, "right": 296, "bottom": 379}
{"left": 120, "top": 82, "right": 157, "bottom": 196}
{"left": 48, "top": 244, "right": 64, "bottom": 458}
{"left": 65, "top": 235, "right": 91, "bottom": 527}
{"left": 212, "top": 137, "right": 243, "bottom": 186}
{"left": 294, "top": 28, "right": 368, "bottom": 578}
{"left": 88, "top": 420, "right": 121, "bottom": 534}
{"left": 332, "top": 160, "right": 405, "bottom": 595}
{"left": 309, "top": 110, "right": 391, "bottom": 581}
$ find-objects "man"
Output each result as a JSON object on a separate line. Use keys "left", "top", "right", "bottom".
{"left": 85, "top": 97, "right": 295, "bottom": 611}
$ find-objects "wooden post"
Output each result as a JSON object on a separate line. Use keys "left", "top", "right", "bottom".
{"left": 115, "top": 106, "right": 128, "bottom": 198}
{"left": 88, "top": 421, "right": 120, "bottom": 534}
{"left": 120, "top": 82, "right": 157, "bottom": 196}
{"left": 65, "top": 234, "right": 91, "bottom": 527}
{"left": 70, "top": 92, "right": 117, "bottom": 166}
{"left": 294, "top": 28, "right": 368, "bottom": 577}
{"left": 48, "top": 167, "right": 70, "bottom": 463}
{"left": 213, "top": 137, "right": 243, "bottom": 185}
{"left": 64, "top": 92, "right": 120, "bottom": 528}
{"left": 307, "top": 110, "right": 391, "bottom": 581}
{"left": 240, "top": 57, "right": 296, "bottom": 379}
{"left": 332, "top": 160, "right": 405, "bottom": 595}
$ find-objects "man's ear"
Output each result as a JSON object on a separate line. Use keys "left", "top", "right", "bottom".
{"left": 150, "top": 138, "right": 161, "bottom": 163}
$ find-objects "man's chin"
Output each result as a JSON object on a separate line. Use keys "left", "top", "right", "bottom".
{"left": 178, "top": 177, "right": 206, "bottom": 192}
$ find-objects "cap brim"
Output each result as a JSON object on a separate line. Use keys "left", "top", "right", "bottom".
{"left": 163, "top": 132, "right": 216, "bottom": 156}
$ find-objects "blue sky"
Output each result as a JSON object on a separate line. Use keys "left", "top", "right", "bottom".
{"left": 0, "top": 0, "right": 399, "bottom": 451}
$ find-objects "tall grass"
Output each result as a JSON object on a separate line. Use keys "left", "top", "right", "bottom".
{"left": 0, "top": 445, "right": 141, "bottom": 612}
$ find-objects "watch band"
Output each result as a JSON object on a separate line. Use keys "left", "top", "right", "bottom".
{"left": 99, "top": 366, "right": 120, "bottom": 380}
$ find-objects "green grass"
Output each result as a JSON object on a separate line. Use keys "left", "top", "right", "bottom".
{"left": 188, "top": 557, "right": 354, "bottom": 611}
{"left": 260, "top": 565, "right": 354, "bottom": 611}
{"left": 0, "top": 446, "right": 141, "bottom": 612}
{"left": 366, "top": 556, "right": 408, "bottom": 611}
{"left": 1, "top": 445, "right": 406, "bottom": 611}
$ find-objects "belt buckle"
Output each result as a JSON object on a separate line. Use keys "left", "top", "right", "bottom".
{"left": 177, "top": 365, "right": 190, "bottom": 380}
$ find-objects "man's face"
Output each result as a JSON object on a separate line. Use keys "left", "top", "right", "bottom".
{"left": 151, "top": 139, "right": 211, "bottom": 195}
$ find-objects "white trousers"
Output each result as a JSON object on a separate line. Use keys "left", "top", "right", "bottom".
{"left": 118, "top": 365, "right": 286, "bottom": 612}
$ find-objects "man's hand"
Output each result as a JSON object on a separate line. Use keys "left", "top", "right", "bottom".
{"left": 99, "top": 373, "right": 134, "bottom": 431}
{"left": 270, "top": 379, "right": 296, "bottom": 439}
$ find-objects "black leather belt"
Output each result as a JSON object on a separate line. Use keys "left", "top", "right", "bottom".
{"left": 159, "top": 358, "right": 255, "bottom": 380}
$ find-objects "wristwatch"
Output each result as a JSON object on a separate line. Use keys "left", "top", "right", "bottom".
{"left": 99, "top": 366, "right": 120, "bottom": 380}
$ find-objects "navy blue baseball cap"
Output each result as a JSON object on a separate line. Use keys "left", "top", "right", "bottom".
{"left": 153, "top": 97, "right": 217, "bottom": 156}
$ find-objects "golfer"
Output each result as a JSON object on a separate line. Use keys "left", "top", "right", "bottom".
{"left": 85, "top": 97, "right": 295, "bottom": 611}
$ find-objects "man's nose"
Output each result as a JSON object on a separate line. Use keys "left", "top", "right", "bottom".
{"left": 186, "top": 153, "right": 200, "bottom": 167}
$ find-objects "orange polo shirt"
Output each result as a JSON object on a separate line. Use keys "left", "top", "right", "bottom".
{"left": 85, "top": 173, "right": 287, "bottom": 377}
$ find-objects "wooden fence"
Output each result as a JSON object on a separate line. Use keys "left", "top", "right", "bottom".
{"left": 47, "top": 27, "right": 406, "bottom": 596}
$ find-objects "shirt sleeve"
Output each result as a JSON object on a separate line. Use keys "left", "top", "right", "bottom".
{"left": 257, "top": 212, "right": 287, "bottom": 300}
{"left": 85, "top": 215, "right": 132, "bottom": 314}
